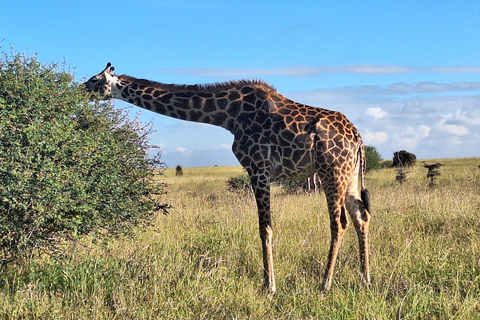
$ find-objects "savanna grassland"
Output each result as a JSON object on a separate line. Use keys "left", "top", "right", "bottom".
{"left": 1, "top": 158, "right": 480, "bottom": 319}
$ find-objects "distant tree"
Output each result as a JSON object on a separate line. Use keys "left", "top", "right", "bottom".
{"left": 392, "top": 150, "right": 417, "bottom": 167}
{"left": 175, "top": 165, "right": 184, "bottom": 176}
{"left": 365, "top": 146, "right": 382, "bottom": 171}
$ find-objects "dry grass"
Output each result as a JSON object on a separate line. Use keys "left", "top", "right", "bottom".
{"left": 1, "top": 159, "right": 480, "bottom": 319}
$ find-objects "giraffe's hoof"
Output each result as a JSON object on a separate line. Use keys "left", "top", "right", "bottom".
{"left": 321, "top": 280, "right": 332, "bottom": 293}
{"left": 262, "top": 285, "right": 277, "bottom": 299}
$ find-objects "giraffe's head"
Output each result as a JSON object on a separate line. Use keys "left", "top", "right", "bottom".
{"left": 84, "top": 62, "right": 116, "bottom": 99}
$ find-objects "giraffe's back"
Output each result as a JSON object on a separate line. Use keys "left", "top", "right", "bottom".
{"left": 265, "top": 92, "right": 363, "bottom": 181}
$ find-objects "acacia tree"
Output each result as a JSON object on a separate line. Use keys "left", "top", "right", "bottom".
{"left": 392, "top": 150, "right": 417, "bottom": 167}
{"left": 0, "top": 52, "right": 167, "bottom": 264}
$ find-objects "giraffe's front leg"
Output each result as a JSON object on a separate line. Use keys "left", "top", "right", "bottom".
{"left": 250, "top": 172, "right": 276, "bottom": 295}
{"left": 261, "top": 224, "right": 276, "bottom": 294}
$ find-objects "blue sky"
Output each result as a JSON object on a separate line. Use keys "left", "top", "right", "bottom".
{"left": 3, "top": 0, "right": 480, "bottom": 167}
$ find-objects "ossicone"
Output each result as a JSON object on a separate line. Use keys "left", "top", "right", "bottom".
{"left": 103, "top": 62, "right": 115, "bottom": 74}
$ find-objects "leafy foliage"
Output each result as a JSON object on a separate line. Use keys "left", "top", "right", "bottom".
{"left": 0, "top": 52, "right": 166, "bottom": 263}
{"left": 365, "top": 145, "right": 382, "bottom": 171}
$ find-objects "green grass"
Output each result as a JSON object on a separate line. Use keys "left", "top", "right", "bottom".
{"left": 2, "top": 159, "right": 480, "bottom": 319}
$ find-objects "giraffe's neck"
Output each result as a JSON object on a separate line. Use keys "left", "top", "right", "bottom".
{"left": 109, "top": 74, "right": 275, "bottom": 133}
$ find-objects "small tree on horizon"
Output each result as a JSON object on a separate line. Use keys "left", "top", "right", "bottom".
{"left": 392, "top": 150, "right": 417, "bottom": 167}
{"left": 176, "top": 165, "right": 184, "bottom": 176}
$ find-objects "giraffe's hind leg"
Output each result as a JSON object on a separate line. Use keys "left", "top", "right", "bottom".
{"left": 321, "top": 181, "right": 349, "bottom": 292}
{"left": 346, "top": 182, "right": 372, "bottom": 286}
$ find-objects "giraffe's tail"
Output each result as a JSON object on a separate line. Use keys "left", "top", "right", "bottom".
{"left": 361, "top": 188, "right": 371, "bottom": 213}
{"left": 358, "top": 141, "right": 371, "bottom": 213}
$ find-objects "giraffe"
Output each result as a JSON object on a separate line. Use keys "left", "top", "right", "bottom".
{"left": 84, "top": 63, "right": 372, "bottom": 294}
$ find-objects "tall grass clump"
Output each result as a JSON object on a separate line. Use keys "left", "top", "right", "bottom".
{"left": 0, "top": 51, "right": 165, "bottom": 265}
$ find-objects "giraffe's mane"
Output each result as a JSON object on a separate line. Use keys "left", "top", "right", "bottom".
{"left": 118, "top": 75, "right": 277, "bottom": 92}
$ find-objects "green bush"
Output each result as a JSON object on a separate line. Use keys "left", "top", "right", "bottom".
{"left": 365, "top": 145, "right": 382, "bottom": 171}
{"left": 274, "top": 178, "right": 310, "bottom": 195}
{"left": 381, "top": 160, "right": 394, "bottom": 168}
{"left": 226, "top": 174, "right": 251, "bottom": 193}
{"left": 0, "top": 52, "right": 167, "bottom": 264}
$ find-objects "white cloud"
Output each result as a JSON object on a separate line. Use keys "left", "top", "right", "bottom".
{"left": 418, "top": 125, "right": 431, "bottom": 139}
{"left": 220, "top": 144, "right": 231, "bottom": 150}
{"left": 175, "top": 146, "right": 187, "bottom": 153}
{"left": 448, "top": 136, "right": 464, "bottom": 145}
{"left": 392, "top": 125, "right": 431, "bottom": 150}
{"left": 427, "top": 66, "right": 480, "bottom": 73}
{"left": 450, "top": 107, "right": 480, "bottom": 126}
{"left": 402, "top": 125, "right": 431, "bottom": 139}
{"left": 363, "top": 130, "right": 388, "bottom": 145}
{"left": 436, "top": 120, "right": 469, "bottom": 136}
{"left": 387, "top": 82, "right": 480, "bottom": 95}
{"left": 366, "top": 107, "right": 388, "bottom": 120}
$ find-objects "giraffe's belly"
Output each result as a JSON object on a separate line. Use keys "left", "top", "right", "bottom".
{"left": 270, "top": 146, "right": 318, "bottom": 180}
